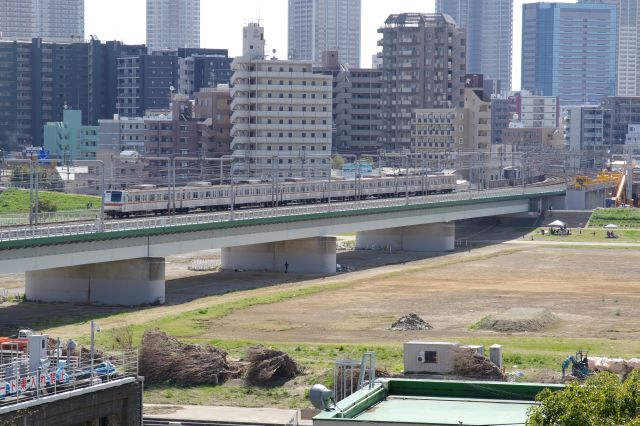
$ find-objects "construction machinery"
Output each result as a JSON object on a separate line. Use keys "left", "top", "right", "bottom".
{"left": 561, "top": 350, "right": 592, "bottom": 379}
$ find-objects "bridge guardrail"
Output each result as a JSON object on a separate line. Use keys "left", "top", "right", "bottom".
{"left": 0, "top": 185, "right": 565, "bottom": 243}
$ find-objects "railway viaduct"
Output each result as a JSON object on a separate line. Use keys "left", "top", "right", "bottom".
{"left": 0, "top": 186, "right": 565, "bottom": 305}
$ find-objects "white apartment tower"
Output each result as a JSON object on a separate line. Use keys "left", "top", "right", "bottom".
{"left": 146, "top": 0, "right": 200, "bottom": 52}
{"left": 231, "top": 23, "right": 333, "bottom": 179}
{"left": 288, "top": 0, "right": 361, "bottom": 67}
{"left": 617, "top": 0, "right": 640, "bottom": 95}
{"left": 0, "top": 0, "right": 84, "bottom": 41}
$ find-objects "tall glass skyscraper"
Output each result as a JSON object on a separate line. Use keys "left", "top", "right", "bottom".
{"left": 436, "top": 0, "right": 513, "bottom": 94}
{"left": 288, "top": 0, "right": 361, "bottom": 67}
{"left": 521, "top": 2, "right": 617, "bottom": 106}
{"left": 146, "top": 0, "right": 200, "bottom": 52}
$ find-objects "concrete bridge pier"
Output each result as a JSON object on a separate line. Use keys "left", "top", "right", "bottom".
{"left": 25, "top": 257, "right": 165, "bottom": 306}
{"left": 356, "top": 223, "right": 455, "bottom": 252}
{"left": 221, "top": 236, "right": 336, "bottom": 274}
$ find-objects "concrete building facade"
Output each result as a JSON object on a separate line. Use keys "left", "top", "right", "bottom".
{"left": 601, "top": 96, "right": 640, "bottom": 146}
{"left": 194, "top": 87, "right": 233, "bottom": 158}
{"left": 0, "top": 38, "right": 145, "bottom": 149}
{"left": 178, "top": 53, "right": 232, "bottom": 97}
{"left": 565, "top": 105, "right": 607, "bottom": 153}
{"left": 491, "top": 95, "right": 517, "bottom": 144}
{"left": 230, "top": 24, "right": 333, "bottom": 179}
{"left": 379, "top": 13, "right": 466, "bottom": 152}
{"left": 521, "top": 2, "right": 617, "bottom": 106}
{"left": 517, "top": 93, "right": 559, "bottom": 128}
{"left": 288, "top": 0, "right": 361, "bottom": 67}
{"left": 116, "top": 54, "right": 179, "bottom": 118}
{"left": 43, "top": 109, "right": 98, "bottom": 161}
{"left": 0, "top": 0, "right": 84, "bottom": 41}
{"left": 412, "top": 88, "right": 491, "bottom": 160}
{"left": 625, "top": 123, "right": 640, "bottom": 147}
{"left": 146, "top": 0, "right": 200, "bottom": 53}
{"left": 436, "top": 0, "right": 513, "bottom": 94}
{"left": 316, "top": 52, "right": 382, "bottom": 153}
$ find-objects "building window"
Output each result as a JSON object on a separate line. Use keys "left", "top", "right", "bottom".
{"left": 421, "top": 351, "right": 437, "bottom": 363}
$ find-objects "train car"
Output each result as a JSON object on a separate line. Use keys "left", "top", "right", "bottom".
{"left": 103, "top": 173, "right": 457, "bottom": 218}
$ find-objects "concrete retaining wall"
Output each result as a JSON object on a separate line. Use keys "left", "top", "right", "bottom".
{"left": 0, "top": 379, "right": 142, "bottom": 426}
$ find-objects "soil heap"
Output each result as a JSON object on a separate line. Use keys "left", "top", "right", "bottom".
{"left": 476, "top": 308, "right": 559, "bottom": 333}
{"left": 244, "top": 346, "right": 302, "bottom": 386}
{"left": 139, "top": 328, "right": 242, "bottom": 386}
{"left": 390, "top": 313, "right": 433, "bottom": 331}
{"left": 453, "top": 347, "right": 505, "bottom": 380}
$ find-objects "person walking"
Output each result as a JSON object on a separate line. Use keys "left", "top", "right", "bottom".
{"left": 285, "top": 261, "right": 289, "bottom": 273}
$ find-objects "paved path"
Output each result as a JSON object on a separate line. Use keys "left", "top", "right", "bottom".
{"left": 144, "top": 404, "right": 314, "bottom": 425}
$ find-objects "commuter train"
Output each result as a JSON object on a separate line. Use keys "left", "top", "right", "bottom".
{"left": 103, "top": 173, "right": 458, "bottom": 218}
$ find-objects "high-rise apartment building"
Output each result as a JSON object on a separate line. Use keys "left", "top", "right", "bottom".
{"left": 231, "top": 23, "right": 333, "bottom": 179}
{"left": 178, "top": 53, "right": 233, "bottom": 97}
{"left": 617, "top": 0, "right": 640, "bottom": 95}
{"left": 146, "top": 0, "right": 200, "bottom": 52}
{"left": 521, "top": 2, "right": 617, "bottom": 106}
{"left": 378, "top": 13, "right": 466, "bottom": 152}
{"left": 0, "top": 38, "right": 141, "bottom": 148}
{"left": 288, "top": 0, "right": 361, "bottom": 67}
{"left": 436, "top": 0, "right": 512, "bottom": 94}
{"left": 116, "top": 54, "right": 179, "bottom": 118}
{"left": 0, "top": 0, "right": 84, "bottom": 41}
{"left": 315, "top": 51, "right": 383, "bottom": 153}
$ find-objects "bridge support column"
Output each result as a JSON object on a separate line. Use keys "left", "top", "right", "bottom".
{"left": 25, "top": 257, "right": 165, "bottom": 306}
{"left": 221, "top": 237, "right": 336, "bottom": 274}
{"left": 356, "top": 223, "right": 455, "bottom": 252}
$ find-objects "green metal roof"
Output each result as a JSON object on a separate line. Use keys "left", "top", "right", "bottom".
{"left": 313, "top": 379, "right": 564, "bottom": 426}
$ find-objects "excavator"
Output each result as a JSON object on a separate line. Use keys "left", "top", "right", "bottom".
{"left": 561, "top": 350, "right": 593, "bottom": 379}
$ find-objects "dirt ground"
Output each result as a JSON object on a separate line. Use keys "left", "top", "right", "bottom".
{"left": 1, "top": 218, "right": 639, "bottom": 345}
{"left": 205, "top": 246, "right": 640, "bottom": 343}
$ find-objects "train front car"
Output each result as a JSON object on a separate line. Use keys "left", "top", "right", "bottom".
{"left": 103, "top": 190, "right": 125, "bottom": 218}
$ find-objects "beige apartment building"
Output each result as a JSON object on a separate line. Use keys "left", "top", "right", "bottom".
{"left": 412, "top": 88, "right": 491, "bottom": 160}
{"left": 230, "top": 24, "right": 333, "bottom": 179}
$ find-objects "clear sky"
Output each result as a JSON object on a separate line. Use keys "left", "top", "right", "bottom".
{"left": 85, "top": 0, "right": 576, "bottom": 91}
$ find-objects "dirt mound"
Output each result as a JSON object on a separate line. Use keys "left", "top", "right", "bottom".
{"left": 390, "top": 313, "right": 433, "bottom": 331}
{"left": 139, "top": 328, "right": 242, "bottom": 386}
{"left": 244, "top": 346, "right": 302, "bottom": 386}
{"left": 453, "top": 347, "right": 505, "bottom": 380}
{"left": 476, "top": 308, "right": 559, "bottom": 332}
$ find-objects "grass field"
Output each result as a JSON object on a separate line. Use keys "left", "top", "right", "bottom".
{"left": 0, "top": 188, "right": 100, "bottom": 214}
{"left": 139, "top": 335, "right": 640, "bottom": 408}
{"left": 528, "top": 228, "right": 640, "bottom": 243}
{"left": 589, "top": 208, "right": 640, "bottom": 228}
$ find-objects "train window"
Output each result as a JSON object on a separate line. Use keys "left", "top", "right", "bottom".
{"left": 245, "top": 189, "right": 250, "bottom": 195}
{"left": 134, "top": 195, "right": 141, "bottom": 202}
{"left": 163, "top": 194, "right": 168, "bottom": 201}
{"left": 193, "top": 192, "right": 198, "bottom": 199}
{"left": 109, "top": 191, "right": 122, "bottom": 202}
{"left": 206, "top": 192, "right": 211, "bottom": 198}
